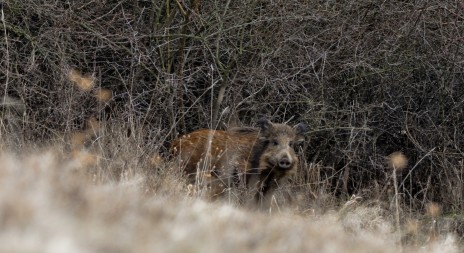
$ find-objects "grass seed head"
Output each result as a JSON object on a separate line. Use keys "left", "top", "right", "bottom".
{"left": 95, "top": 88, "right": 112, "bottom": 102}
{"left": 68, "top": 69, "right": 94, "bottom": 91}
{"left": 71, "top": 149, "right": 98, "bottom": 169}
{"left": 70, "top": 132, "right": 88, "bottom": 149}
{"left": 150, "top": 154, "right": 164, "bottom": 167}
{"left": 426, "top": 202, "right": 441, "bottom": 218}
{"left": 388, "top": 151, "right": 408, "bottom": 171}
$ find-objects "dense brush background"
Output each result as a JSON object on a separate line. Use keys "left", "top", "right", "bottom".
{"left": 1, "top": 0, "right": 464, "bottom": 252}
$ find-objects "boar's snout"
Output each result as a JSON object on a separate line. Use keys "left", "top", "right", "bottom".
{"left": 278, "top": 156, "right": 292, "bottom": 169}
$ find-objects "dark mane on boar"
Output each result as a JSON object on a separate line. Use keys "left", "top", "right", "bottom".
{"left": 170, "top": 117, "right": 307, "bottom": 207}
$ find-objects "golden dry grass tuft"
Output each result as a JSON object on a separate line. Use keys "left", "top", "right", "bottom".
{"left": 388, "top": 152, "right": 408, "bottom": 171}
{"left": 68, "top": 69, "right": 95, "bottom": 91}
{"left": 94, "top": 88, "right": 112, "bottom": 103}
{"left": 426, "top": 202, "right": 442, "bottom": 218}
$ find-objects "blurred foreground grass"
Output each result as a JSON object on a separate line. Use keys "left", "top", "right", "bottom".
{"left": 0, "top": 149, "right": 459, "bottom": 253}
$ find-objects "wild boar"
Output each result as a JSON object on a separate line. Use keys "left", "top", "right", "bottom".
{"left": 171, "top": 118, "right": 307, "bottom": 206}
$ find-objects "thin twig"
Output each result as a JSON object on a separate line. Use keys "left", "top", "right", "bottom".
{"left": 1, "top": 7, "right": 9, "bottom": 100}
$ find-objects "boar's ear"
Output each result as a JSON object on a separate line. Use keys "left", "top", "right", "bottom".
{"left": 294, "top": 123, "right": 308, "bottom": 141}
{"left": 257, "top": 117, "right": 272, "bottom": 133}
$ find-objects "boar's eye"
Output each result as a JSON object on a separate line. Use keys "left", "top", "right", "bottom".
{"left": 271, "top": 140, "right": 279, "bottom": 146}
{"left": 290, "top": 140, "right": 303, "bottom": 149}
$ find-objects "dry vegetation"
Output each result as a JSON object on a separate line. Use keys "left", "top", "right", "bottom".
{"left": 0, "top": 150, "right": 459, "bottom": 253}
{"left": 1, "top": 0, "right": 464, "bottom": 252}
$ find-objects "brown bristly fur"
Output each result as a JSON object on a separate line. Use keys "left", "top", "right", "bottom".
{"left": 170, "top": 118, "right": 307, "bottom": 207}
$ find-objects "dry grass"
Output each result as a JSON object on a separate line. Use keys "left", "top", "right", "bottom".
{"left": 1, "top": 1, "right": 464, "bottom": 251}
{"left": 0, "top": 145, "right": 459, "bottom": 253}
